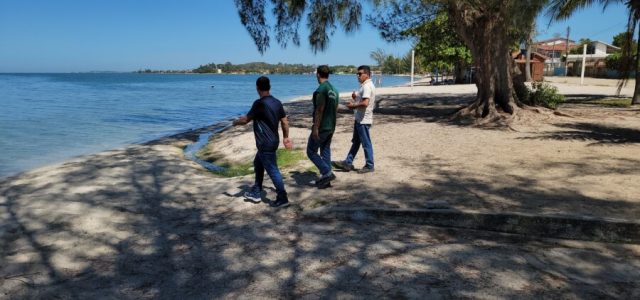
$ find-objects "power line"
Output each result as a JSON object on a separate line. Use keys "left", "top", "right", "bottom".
{"left": 587, "top": 21, "right": 626, "bottom": 40}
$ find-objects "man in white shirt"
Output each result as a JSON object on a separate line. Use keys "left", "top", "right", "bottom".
{"left": 332, "top": 65, "right": 376, "bottom": 173}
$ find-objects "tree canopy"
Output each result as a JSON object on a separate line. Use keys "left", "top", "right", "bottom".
{"left": 234, "top": 0, "right": 362, "bottom": 54}
{"left": 235, "top": 0, "right": 552, "bottom": 122}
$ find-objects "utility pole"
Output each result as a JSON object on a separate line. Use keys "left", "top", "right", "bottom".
{"left": 411, "top": 50, "right": 415, "bottom": 87}
{"left": 564, "top": 26, "right": 570, "bottom": 76}
{"left": 580, "top": 44, "right": 587, "bottom": 85}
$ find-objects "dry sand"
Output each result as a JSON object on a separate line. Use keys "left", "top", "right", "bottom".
{"left": 2, "top": 78, "right": 640, "bottom": 298}
{"left": 201, "top": 80, "right": 640, "bottom": 220}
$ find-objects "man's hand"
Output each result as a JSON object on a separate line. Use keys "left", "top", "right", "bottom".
{"left": 312, "top": 128, "right": 320, "bottom": 141}
{"left": 351, "top": 90, "right": 357, "bottom": 100}
{"left": 283, "top": 138, "right": 293, "bottom": 150}
{"left": 346, "top": 101, "right": 356, "bottom": 109}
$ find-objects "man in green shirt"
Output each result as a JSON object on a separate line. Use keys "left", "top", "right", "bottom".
{"left": 307, "top": 65, "right": 339, "bottom": 187}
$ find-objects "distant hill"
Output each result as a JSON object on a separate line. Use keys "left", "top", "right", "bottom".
{"left": 136, "top": 62, "right": 359, "bottom": 74}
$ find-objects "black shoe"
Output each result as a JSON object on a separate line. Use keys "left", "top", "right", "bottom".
{"left": 315, "top": 172, "right": 336, "bottom": 186}
{"left": 270, "top": 198, "right": 290, "bottom": 208}
{"left": 316, "top": 181, "right": 332, "bottom": 189}
{"left": 332, "top": 161, "right": 355, "bottom": 172}
{"left": 357, "top": 166, "right": 374, "bottom": 174}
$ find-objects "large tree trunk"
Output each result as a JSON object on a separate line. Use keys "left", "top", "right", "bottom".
{"left": 448, "top": 3, "right": 520, "bottom": 121}
{"left": 525, "top": 44, "right": 532, "bottom": 82}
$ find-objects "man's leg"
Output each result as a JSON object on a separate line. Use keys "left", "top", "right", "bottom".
{"left": 253, "top": 152, "right": 265, "bottom": 189}
{"left": 259, "top": 151, "right": 288, "bottom": 202}
{"left": 319, "top": 132, "right": 333, "bottom": 173}
{"left": 357, "top": 124, "right": 374, "bottom": 170}
{"left": 306, "top": 134, "right": 331, "bottom": 176}
{"left": 345, "top": 122, "right": 361, "bottom": 165}
{"left": 244, "top": 152, "right": 265, "bottom": 202}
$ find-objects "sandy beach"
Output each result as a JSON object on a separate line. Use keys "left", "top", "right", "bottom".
{"left": 2, "top": 78, "right": 640, "bottom": 298}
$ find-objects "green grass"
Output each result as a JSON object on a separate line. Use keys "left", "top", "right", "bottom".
{"left": 587, "top": 98, "right": 632, "bottom": 108}
{"left": 276, "top": 148, "right": 306, "bottom": 169}
{"left": 212, "top": 162, "right": 254, "bottom": 177}
{"left": 210, "top": 149, "right": 308, "bottom": 178}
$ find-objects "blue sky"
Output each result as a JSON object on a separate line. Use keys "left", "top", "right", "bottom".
{"left": 0, "top": 0, "right": 629, "bottom": 72}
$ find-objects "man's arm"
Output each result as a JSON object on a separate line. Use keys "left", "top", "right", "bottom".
{"left": 347, "top": 98, "right": 369, "bottom": 109}
{"left": 280, "top": 116, "right": 292, "bottom": 150}
{"left": 312, "top": 104, "right": 324, "bottom": 140}
{"left": 232, "top": 115, "right": 252, "bottom": 126}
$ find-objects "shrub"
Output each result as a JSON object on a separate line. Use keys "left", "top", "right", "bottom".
{"left": 517, "top": 82, "right": 565, "bottom": 109}
{"left": 530, "top": 82, "right": 565, "bottom": 109}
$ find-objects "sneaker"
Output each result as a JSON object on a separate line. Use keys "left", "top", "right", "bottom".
{"left": 243, "top": 186, "right": 262, "bottom": 202}
{"left": 316, "top": 181, "right": 332, "bottom": 189}
{"left": 332, "top": 161, "right": 355, "bottom": 172}
{"left": 270, "top": 198, "right": 290, "bottom": 208}
{"left": 316, "top": 172, "right": 336, "bottom": 186}
{"left": 357, "top": 166, "right": 374, "bottom": 174}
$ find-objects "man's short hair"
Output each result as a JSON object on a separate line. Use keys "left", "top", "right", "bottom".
{"left": 316, "top": 65, "right": 330, "bottom": 79}
{"left": 358, "top": 65, "right": 371, "bottom": 77}
{"left": 256, "top": 76, "right": 270, "bottom": 91}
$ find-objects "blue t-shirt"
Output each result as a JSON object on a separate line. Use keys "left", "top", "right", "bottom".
{"left": 247, "top": 95, "right": 286, "bottom": 152}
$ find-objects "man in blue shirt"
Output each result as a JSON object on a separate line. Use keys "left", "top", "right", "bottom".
{"left": 233, "top": 76, "right": 292, "bottom": 208}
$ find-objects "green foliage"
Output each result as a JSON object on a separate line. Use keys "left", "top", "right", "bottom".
{"left": 210, "top": 148, "right": 307, "bottom": 178}
{"left": 331, "top": 65, "right": 358, "bottom": 74}
{"left": 606, "top": 31, "right": 637, "bottom": 71}
{"left": 140, "top": 62, "right": 357, "bottom": 75}
{"left": 234, "top": 0, "right": 362, "bottom": 54}
{"left": 569, "top": 38, "right": 595, "bottom": 54}
{"left": 370, "top": 48, "right": 387, "bottom": 67}
{"left": 612, "top": 31, "right": 637, "bottom": 50}
{"left": 367, "top": 48, "right": 418, "bottom": 74}
{"left": 404, "top": 11, "right": 472, "bottom": 74}
{"left": 514, "top": 80, "right": 531, "bottom": 106}
{"left": 193, "top": 62, "right": 315, "bottom": 74}
{"left": 521, "top": 82, "right": 565, "bottom": 109}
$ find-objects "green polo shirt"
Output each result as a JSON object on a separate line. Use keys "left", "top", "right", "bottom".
{"left": 313, "top": 81, "right": 339, "bottom": 132}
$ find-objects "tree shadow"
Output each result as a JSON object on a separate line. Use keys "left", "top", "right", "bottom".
{"left": 520, "top": 122, "right": 640, "bottom": 145}
{"left": 2, "top": 122, "right": 640, "bottom": 297}
{"left": 373, "top": 93, "right": 475, "bottom": 124}
{"left": 563, "top": 94, "right": 629, "bottom": 104}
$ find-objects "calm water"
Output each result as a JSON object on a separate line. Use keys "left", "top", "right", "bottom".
{"left": 0, "top": 73, "right": 409, "bottom": 177}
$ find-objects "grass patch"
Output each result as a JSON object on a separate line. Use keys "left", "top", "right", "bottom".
{"left": 209, "top": 149, "right": 308, "bottom": 178}
{"left": 212, "top": 162, "right": 254, "bottom": 177}
{"left": 587, "top": 98, "right": 632, "bottom": 108}
{"left": 276, "top": 148, "right": 306, "bottom": 169}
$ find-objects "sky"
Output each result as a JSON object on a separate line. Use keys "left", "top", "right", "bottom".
{"left": 0, "top": 0, "right": 630, "bottom": 73}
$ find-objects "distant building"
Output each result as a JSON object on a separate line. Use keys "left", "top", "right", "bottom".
{"left": 533, "top": 37, "right": 579, "bottom": 75}
{"left": 513, "top": 51, "right": 547, "bottom": 81}
{"left": 565, "top": 41, "right": 620, "bottom": 77}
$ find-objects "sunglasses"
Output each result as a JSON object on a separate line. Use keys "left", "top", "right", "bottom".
{"left": 356, "top": 72, "right": 366, "bottom": 76}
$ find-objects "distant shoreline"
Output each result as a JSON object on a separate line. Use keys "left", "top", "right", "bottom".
{"left": 0, "top": 74, "right": 419, "bottom": 180}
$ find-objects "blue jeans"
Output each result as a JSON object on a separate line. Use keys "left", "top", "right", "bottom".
{"left": 306, "top": 131, "right": 333, "bottom": 175}
{"left": 254, "top": 151, "right": 287, "bottom": 201}
{"left": 345, "top": 122, "right": 374, "bottom": 169}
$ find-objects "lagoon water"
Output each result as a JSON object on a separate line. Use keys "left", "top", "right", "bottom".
{"left": 0, "top": 73, "right": 409, "bottom": 177}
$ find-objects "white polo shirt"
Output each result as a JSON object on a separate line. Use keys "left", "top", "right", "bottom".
{"left": 354, "top": 78, "right": 376, "bottom": 124}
